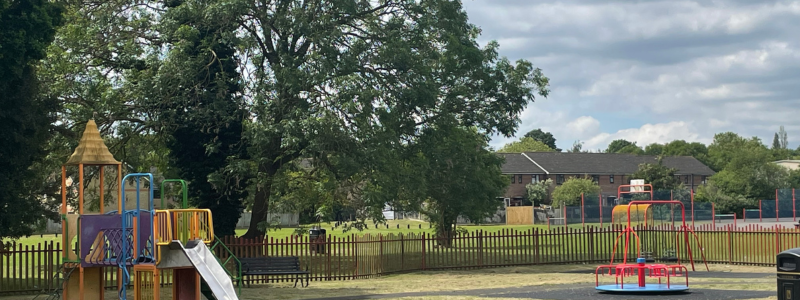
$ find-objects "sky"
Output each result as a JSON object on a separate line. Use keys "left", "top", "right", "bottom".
{"left": 461, "top": 0, "right": 800, "bottom": 151}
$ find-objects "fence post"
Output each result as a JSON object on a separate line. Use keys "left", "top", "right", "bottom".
{"left": 776, "top": 226, "right": 781, "bottom": 259}
{"left": 727, "top": 225, "right": 732, "bottom": 264}
{"left": 400, "top": 234, "right": 405, "bottom": 271}
{"left": 588, "top": 226, "right": 595, "bottom": 262}
{"left": 479, "top": 231, "right": 484, "bottom": 267}
{"left": 777, "top": 189, "right": 780, "bottom": 222}
{"left": 421, "top": 233, "right": 426, "bottom": 270}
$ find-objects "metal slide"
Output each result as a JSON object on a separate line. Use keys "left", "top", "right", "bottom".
{"left": 175, "top": 240, "right": 239, "bottom": 300}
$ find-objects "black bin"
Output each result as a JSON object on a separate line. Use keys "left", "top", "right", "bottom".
{"left": 778, "top": 248, "right": 800, "bottom": 300}
{"left": 309, "top": 227, "right": 327, "bottom": 254}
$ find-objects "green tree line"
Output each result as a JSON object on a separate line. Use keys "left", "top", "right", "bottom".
{"left": 0, "top": 0, "right": 550, "bottom": 245}
{"left": 504, "top": 128, "right": 800, "bottom": 213}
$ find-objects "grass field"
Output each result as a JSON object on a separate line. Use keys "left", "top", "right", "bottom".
{"left": 5, "top": 219, "right": 593, "bottom": 246}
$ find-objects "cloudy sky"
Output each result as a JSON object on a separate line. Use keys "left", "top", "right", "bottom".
{"left": 461, "top": 0, "right": 800, "bottom": 151}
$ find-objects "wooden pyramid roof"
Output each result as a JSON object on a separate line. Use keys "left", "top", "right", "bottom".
{"left": 65, "top": 119, "right": 120, "bottom": 165}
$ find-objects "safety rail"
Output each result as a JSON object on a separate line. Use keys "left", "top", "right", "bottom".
{"left": 208, "top": 235, "right": 243, "bottom": 295}
{"left": 154, "top": 210, "right": 173, "bottom": 246}
{"left": 83, "top": 228, "right": 134, "bottom": 266}
{"left": 154, "top": 209, "right": 214, "bottom": 245}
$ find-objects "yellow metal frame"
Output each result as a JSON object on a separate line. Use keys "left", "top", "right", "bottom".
{"left": 153, "top": 209, "right": 214, "bottom": 264}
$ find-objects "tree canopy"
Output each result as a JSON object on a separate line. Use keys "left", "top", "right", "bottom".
{"left": 498, "top": 137, "right": 555, "bottom": 153}
{"left": 523, "top": 129, "right": 560, "bottom": 151}
{"left": 0, "top": 0, "right": 64, "bottom": 241}
{"left": 630, "top": 157, "right": 681, "bottom": 191}
{"left": 551, "top": 177, "right": 600, "bottom": 207}
{"left": 413, "top": 122, "right": 508, "bottom": 245}
{"left": 28, "top": 0, "right": 549, "bottom": 239}
{"left": 606, "top": 139, "right": 636, "bottom": 153}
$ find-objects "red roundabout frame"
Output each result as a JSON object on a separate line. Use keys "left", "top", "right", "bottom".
{"left": 595, "top": 199, "right": 710, "bottom": 293}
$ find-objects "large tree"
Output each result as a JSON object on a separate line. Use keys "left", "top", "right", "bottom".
{"left": 551, "top": 177, "right": 600, "bottom": 207}
{"left": 0, "top": 0, "right": 64, "bottom": 240}
{"left": 630, "top": 157, "right": 681, "bottom": 190}
{"left": 207, "top": 0, "right": 550, "bottom": 238}
{"left": 524, "top": 129, "right": 560, "bottom": 151}
{"left": 414, "top": 122, "right": 508, "bottom": 246}
{"left": 143, "top": 0, "right": 251, "bottom": 236}
{"left": 707, "top": 132, "right": 788, "bottom": 200}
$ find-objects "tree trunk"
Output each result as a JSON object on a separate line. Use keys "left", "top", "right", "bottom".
{"left": 436, "top": 222, "right": 455, "bottom": 248}
{"left": 242, "top": 173, "right": 274, "bottom": 239}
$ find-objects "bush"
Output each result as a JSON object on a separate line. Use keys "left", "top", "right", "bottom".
{"left": 695, "top": 182, "right": 756, "bottom": 214}
{"left": 551, "top": 177, "right": 600, "bottom": 207}
{"left": 525, "top": 179, "right": 553, "bottom": 206}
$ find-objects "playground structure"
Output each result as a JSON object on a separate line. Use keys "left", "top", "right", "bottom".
{"left": 611, "top": 204, "right": 652, "bottom": 226}
{"left": 50, "top": 120, "right": 239, "bottom": 300}
{"left": 595, "top": 184, "right": 710, "bottom": 293}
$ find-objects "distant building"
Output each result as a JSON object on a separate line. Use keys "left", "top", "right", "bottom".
{"left": 774, "top": 160, "right": 800, "bottom": 171}
{"left": 498, "top": 152, "right": 716, "bottom": 206}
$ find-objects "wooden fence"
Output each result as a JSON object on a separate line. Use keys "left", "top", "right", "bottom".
{"left": 1, "top": 224, "right": 796, "bottom": 294}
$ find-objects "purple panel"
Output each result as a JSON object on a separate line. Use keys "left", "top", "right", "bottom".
{"left": 80, "top": 214, "right": 123, "bottom": 267}
{"left": 137, "top": 211, "right": 153, "bottom": 258}
{"left": 79, "top": 212, "right": 155, "bottom": 267}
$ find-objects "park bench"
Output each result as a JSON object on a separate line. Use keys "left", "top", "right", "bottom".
{"left": 239, "top": 256, "right": 310, "bottom": 288}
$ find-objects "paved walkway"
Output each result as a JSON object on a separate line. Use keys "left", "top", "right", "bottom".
{"left": 305, "top": 272, "right": 774, "bottom": 300}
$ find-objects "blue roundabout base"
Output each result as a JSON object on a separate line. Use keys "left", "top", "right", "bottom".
{"left": 596, "top": 284, "right": 689, "bottom": 293}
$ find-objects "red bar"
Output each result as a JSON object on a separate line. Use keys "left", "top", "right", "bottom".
{"left": 691, "top": 189, "right": 695, "bottom": 226}
{"left": 581, "top": 194, "right": 585, "bottom": 226}
{"left": 599, "top": 192, "right": 603, "bottom": 228}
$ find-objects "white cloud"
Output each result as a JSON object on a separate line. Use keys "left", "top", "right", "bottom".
{"left": 565, "top": 116, "right": 601, "bottom": 139}
{"left": 466, "top": 0, "right": 800, "bottom": 150}
{"left": 583, "top": 121, "right": 709, "bottom": 150}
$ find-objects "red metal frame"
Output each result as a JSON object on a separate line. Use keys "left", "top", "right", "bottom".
{"left": 776, "top": 190, "right": 780, "bottom": 222}
{"left": 617, "top": 184, "right": 654, "bottom": 200}
{"left": 599, "top": 192, "right": 604, "bottom": 227}
{"left": 691, "top": 189, "right": 695, "bottom": 226}
{"left": 607, "top": 201, "right": 709, "bottom": 272}
{"left": 581, "top": 194, "right": 585, "bottom": 226}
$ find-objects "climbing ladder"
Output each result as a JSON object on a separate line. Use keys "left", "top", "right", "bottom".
{"left": 33, "top": 262, "right": 78, "bottom": 300}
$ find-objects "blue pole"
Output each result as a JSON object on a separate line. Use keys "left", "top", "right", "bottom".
{"left": 135, "top": 177, "right": 140, "bottom": 259}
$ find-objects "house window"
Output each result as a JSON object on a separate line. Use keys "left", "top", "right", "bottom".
{"left": 702, "top": 176, "right": 708, "bottom": 184}
{"left": 511, "top": 175, "right": 515, "bottom": 184}
{"left": 556, "top": 175, "right": 565, "bottom": 185}
{"left": 610, "top": 175, "right": 615, "bottom": 184}
{"left": 592, "top": 175, "right": 599, "bottom": 183}
{"left": 684, "top": 176, "right": 689, "bottom": 184}
{"left": 518, "top": 175, "right": 523, "bottom": 184}
{"left": 531, "top": 175, "right": 540, "bottom": 183}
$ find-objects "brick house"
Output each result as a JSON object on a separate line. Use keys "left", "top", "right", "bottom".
{"left": 498, "top": 152, "right": 716, "bottom": 206}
